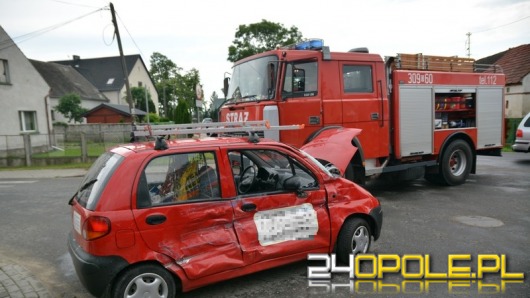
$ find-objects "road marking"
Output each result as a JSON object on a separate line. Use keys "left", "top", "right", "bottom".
{"left": 0, "top": 181, "right": 38, "bottom": 184}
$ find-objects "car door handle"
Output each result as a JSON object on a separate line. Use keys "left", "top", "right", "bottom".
{"left": 146, "top": 214, "right": 166, "bottom": 225}
{"left": 241, "top": 203, "right": 257, "bottom": 212}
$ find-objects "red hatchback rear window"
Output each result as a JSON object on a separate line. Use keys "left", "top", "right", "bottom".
{"left": 76, "top": 152, "right": 123, "bottom": 210}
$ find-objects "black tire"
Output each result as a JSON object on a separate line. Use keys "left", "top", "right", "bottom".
{"left": 438, "top": 139, "right": 472, "bottom": 186}
{"left": 112, "top": 264, "right": 176, "bottom": 298}
{"left": 424, "top": 171, "right": 443, "bottom": 185}
{"left": 336, "top": 218, "right": 372, "bottom": 264}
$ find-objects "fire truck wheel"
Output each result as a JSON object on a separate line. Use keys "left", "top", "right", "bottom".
{"left": 336, "top": 218, "right": 372, "bottom": 264}
{"left": 112, "top": 264, "right": 176, "bottom": 298}
{"left": 438, "top": 139, "right": 472, "bottom": 186}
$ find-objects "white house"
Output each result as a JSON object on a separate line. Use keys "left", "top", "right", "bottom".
{"left": 53, "top": 55, "right": 160, "bottom": 114}
{"left": 0, "top": 25, "right": 51, "bottom": 153}
{"left": 30, "top": 60, "right": 109, "bottom": 124}
{"left": 477, "top": 44, "right": 530, "bottom": 118}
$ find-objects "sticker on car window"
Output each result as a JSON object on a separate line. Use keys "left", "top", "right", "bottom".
{"left": 73, "top": 211, "right": 81, "bottom": 235}
{"left": 253, "top": 203, "right": 318, "bottom": 246}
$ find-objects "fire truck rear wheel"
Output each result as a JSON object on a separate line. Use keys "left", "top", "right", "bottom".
{"left": 437, "top": 139, "right": 472, "bottom": 186}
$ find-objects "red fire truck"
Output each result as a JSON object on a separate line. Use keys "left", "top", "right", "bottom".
{"left": 219, "top": 39, "right": 505, "bottom": 186}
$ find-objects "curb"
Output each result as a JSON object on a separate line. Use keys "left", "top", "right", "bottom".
{"left": 0, "top": 260, "right": 52, "bottom": 298}
{"left": 0, "top": 169, "right": 87, "bottom": 180}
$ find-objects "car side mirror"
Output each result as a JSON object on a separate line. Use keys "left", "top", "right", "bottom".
{"left": 283, "top": 176, "right": 302, "bottom": 191}
{"left": 284, "top": 176, "right": 308, "bottom": 198}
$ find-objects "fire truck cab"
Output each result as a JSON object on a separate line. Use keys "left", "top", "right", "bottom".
{"left": 220, "top": 39, "right": 505, "bottom": 186}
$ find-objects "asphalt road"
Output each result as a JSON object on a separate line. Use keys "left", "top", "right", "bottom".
{"left": 0, "top": 152, "right": 528, "bottom": 297}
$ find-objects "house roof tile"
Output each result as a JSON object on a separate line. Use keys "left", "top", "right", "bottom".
{"left": 476, "top": 44, "right": 530, "bottom": 85}
{"left": 30, "top": 60, "right": 108, "bottom": 101}
{"left": 84, "top": 103, "right": 146, "bottom": 117}
{"left": 52, "top": 55, "right": 143, "bottom": 92}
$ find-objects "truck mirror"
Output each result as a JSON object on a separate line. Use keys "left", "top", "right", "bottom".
{"left": 223, "top": 77, "right": 230, "bottom": 98}
{"left": 267, "top": 63, "right": 275, "bottom": 96}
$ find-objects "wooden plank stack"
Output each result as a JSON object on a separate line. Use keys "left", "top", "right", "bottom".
{"left": 396, "top": 53, "right": 475, "bottom": 72}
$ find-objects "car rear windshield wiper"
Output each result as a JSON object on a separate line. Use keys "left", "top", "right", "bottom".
{"left": 68, "top": 179, "right": 97, "bottom": 205}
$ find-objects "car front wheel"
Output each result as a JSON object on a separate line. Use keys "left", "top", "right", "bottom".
{"left": 112, "top": 264, "right": 176, "bottom": 298}
{"left": 336, "top": 218, "right": 372, "bottom": 264}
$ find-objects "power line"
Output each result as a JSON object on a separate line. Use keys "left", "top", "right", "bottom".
{"left": 0, "top": 6, "right": 107, "bottom": 51}
{"left": 473, "top": 15, "right": 530, "bottom": 34}
{"left": 115, "top": 11, "right": 145, "bottom": 57}
{"left": 49, "top": 0, "right": 102, "bottom": 9}
{"left": 466, "top": 15, "right": 530, "bottom": 57}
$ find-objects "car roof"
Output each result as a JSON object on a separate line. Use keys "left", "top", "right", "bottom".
{"left": 110, "top": 136, "right": 291, "bottom": 156}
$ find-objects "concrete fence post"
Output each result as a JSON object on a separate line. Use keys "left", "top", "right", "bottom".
{"left": 81, "top": 132, "right": 88, "bottom": 163}
{"left": 23, "top": 134, "right": 32, "bottom": 167}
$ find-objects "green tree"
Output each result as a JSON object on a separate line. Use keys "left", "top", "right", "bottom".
{"left": 149, "top": 52, "right": 201, "bottom": 122}
{"left": 131, "top": 86, "right": 156, "bottom": 114}
{"left": 227, "top": 19, "right": 304, "bottom": 62}
{"left": 150, "top": 52, "right": 181, "bottom": 82}
{"left": 207, "top": 91, "right": 220, "bottom": 121}
{"left": 173, "top": 99, "right": 191, "bottom": 124}
{"left": 55, "top": 93, "right": 88, "bottom": 123}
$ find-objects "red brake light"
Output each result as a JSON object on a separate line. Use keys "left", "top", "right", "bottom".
{"left": 516, "top": 129, "right": 523, "bottom": 138}
{"left": 82, "top": 216, "right": 110, "bottom": 240}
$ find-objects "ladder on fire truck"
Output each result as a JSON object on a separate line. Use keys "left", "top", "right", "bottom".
{"left": 133, "top": 120, "right": 304, "bottom": 139}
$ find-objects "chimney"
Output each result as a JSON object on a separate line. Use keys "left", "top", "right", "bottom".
{"left": 73, "top": 55, "right": 80, "bottom": 67}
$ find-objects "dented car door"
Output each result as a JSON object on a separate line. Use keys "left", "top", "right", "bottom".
{"left": 132, "top": 150, "right": 245, "bottom": 280}
{"left": 225, "top": 146, "right": 331, "bottom": 264}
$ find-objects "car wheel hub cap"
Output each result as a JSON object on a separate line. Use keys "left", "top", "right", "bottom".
{"left": 125, "top": 273, "right": 169, "bottom": 298}
{"left": 351, "top": 226, "right": 369, "bottom": 254}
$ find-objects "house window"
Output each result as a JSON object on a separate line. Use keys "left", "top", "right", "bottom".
{"left": 138, "top": 81, "right": 143, "bottom": 87}
{"left": 106, "top": 78, "right": 115, "bottom": 85}
{"left": 0, "top": 59, "right": 10, "bottom": 84}
{"left": 19, "top": 111, "right": 37, "bottom": 132}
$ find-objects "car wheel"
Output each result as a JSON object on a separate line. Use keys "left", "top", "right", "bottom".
{"left": 336, "top": 218, "right": 371, "bottom": 264}
{"left": 112, "top": 264, "right": 176, "bottom": 298}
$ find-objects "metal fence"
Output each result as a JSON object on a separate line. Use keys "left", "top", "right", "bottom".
{"left": 0, "top": 130, "right": 131, "bottom": 167}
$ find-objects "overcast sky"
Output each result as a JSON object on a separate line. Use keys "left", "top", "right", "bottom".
{"left": 1, "top": 0, "right": 529, "bottom": 102}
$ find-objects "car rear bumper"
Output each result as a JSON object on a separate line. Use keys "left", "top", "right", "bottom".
{"left": 370, "top": 205, "right": 383, "bottom": 241}
{"left": 67, "top": 232, "right": 128, "bottom": 297}
{"left": 512, "top": 141, "right": 530, "bottom": 153}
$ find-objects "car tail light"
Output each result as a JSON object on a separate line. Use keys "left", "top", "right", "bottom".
{"left": 82, "top": 216, "right": 110, "bottom": 240}
{"left": 516, "top": 129, "right": 523, "bottom": 138}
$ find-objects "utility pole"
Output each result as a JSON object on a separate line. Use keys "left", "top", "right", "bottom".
{"left": 110, "top": 2, "right": 135, "bottom": 123}
{"left": 466, "top": 32, "right": 472, "bottom": 58}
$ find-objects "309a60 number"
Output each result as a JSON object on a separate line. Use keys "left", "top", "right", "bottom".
{"left": 407, "top": 72, "right": 434, "bottom": 84}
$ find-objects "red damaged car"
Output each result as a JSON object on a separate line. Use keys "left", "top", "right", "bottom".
{"left": 68, "top": 123, "right": 382, "bottom": 297}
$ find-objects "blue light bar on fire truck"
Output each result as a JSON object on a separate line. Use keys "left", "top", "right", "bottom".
{"left": 282, "top": 38, "right": 324, "bottom": 50}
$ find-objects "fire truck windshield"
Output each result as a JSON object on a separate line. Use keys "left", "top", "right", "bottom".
{"left": 226, "top": 55, "right": 278, "bottom": 104}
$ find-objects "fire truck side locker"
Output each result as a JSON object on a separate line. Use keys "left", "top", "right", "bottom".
{"left": 398, "top": 86, "right": 433, "bottom": 157}
{"left": 476, "top": 87, "right": 504, "bottom": 149}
